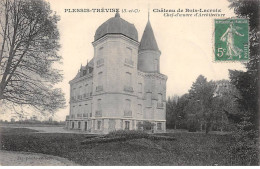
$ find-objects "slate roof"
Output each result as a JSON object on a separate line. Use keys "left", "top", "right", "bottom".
{"left": 139, "top": 20, "right": 159, "bottom": 52}
{"left": 94, "top": 12, "right": 138, "bottom": 42}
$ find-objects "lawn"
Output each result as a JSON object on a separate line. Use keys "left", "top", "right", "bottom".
{"left": 0, "top": 127, "right": 235, "bottom": 165}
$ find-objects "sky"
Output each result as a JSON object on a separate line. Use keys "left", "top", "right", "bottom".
{"left": 1, "top": 0, "right": 246, "bottom": 121}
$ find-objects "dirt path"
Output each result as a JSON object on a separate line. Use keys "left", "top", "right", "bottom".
{"left": 0, "top": 150, "right": 78, "bottom": 166}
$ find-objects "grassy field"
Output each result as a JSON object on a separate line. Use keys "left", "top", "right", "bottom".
{"left": 0, "top": 127, "right": 236, "bottom": 165}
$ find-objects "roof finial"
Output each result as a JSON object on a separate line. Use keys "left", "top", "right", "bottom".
{"left": 115, "top": 12, "right": 120, "bottom": 18}
{"left": 148, "top": 4, "right": 150, "bottom": 21}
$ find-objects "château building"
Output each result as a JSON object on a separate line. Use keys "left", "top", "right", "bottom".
{"left": 65, "top": 13, "right": 167, "bottom": 134}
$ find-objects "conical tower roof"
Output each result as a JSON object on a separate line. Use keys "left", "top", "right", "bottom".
{"left": 139, "top": 20, "right": 159, "bottom": 52}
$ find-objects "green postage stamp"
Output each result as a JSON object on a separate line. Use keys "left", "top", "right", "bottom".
{"left": 214, "top": 18, "right": 249, "bottom": 61}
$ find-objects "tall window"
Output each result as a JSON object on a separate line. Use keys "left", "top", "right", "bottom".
{"left": 125, "top": 121, "right": 130, "bottom": 130}
{"left": 126, "top": 47, "right": 132, "bottom": 60}
{"left": 85, "top": 84, "right": 88, "bottom": 95}
{"left": 157, "top": 123, "right": 162, "bottom": 130}
{"left": 76, "top": 86, "right": 81, "bottom": 100}
{"left": 72, "top": 88, "right": 76, "bottom": 98}
{"left": 138, "top": 83, "right": 142, "bottom": 93}
{"left": 99, "top": 47, "right": 104, "bottom": 57}
{"left": 158, "top": 93, "right": 163, "bottom": 103}
{"left": 154, "top": 59, "right": 158, "bottom": 71}
{"left": 125, "top": 99, "right": 131, "bottom": 111}
{"left": 98, "top": 72, "right": 103, "bottom": 86}
{"left": 146, "top": 92, "right": 152, "bottom": 107}
{"left": 138, "top": 104, "right": 142, "bottom": 115}
{"left": 84, "top": 104, "right": 88, "bottom": 114}
{"left": 97, "top": 121, "right": 102, "bottom": 130}
{"left": 97, "top": 99, "right": 102, "bottom": 111}
{"left": 126, "top": 72, "right": 132, "bottom": 85}
{"left": 79, "top": 104, "right": 82, "bottom": 113}
{"left": 78, "top": 121, "right": 81, "bottom": 129}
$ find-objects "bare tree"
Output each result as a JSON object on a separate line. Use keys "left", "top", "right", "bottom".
{"left": 0, "top": 0, "right": 65, "bottom": 114}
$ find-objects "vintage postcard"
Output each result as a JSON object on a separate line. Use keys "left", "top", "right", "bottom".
{"left": 0, "top": 0, "right": 259, "bottom": 166}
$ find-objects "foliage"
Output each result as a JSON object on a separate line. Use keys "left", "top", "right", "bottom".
{"left": 166, "top": 77, "right": 239, "bottom": 133}
{"left": 0, "top": 119, "right": 65, "bottom": 126}
{"left": 0, "top": 0, "right": 65, "bottom": 114}
{"left": 187, "top": 75, "right": 216, "bottom": 133}
{"left": 106, "top": 130, "right": 149, "bottom": 139}
{"left": 227, "top": 0, "right": 260, "bottom": 165}
{"left": 166, "top": 95, "right": 179, "bottom": 129}
{"left": 137, "top": 121, "right": 156, "bottom": 131}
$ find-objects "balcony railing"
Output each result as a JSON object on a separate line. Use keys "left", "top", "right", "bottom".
{"left": 83, "top": 93, "right": 92, "bottom": 98}
{"left": 97, "top": 58, "right": 104, "bottom": 67}
{"left": 71, "top": 115, "right": 75, "bottom": 119}
{"left": 77, "top": 114, "right": 83, "bottom": 118}
{"left": 157, "top": 102, "right": 164, "bottom": 108}
{"left": 95, "top": 110, "right": 102, "bottom": 117}
{"left": 124, "top": 85, "right": 134, "bottom": 93}
{"left": 96, "top": 85, "right": 103, "bottom": 92}
{"left": 83, "top": 113, "right": 88, "bottom": 118}
{"left": 70, "top": 96, "right": 76, "bottom": 102}
{"left": 125, "top": 58, "right": 134, "bottom": 66}
{"left": 124, "top": 110, "right": 132, "bottom": 117}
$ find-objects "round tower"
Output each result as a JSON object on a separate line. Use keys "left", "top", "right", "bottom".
{"left": 138, "top": 19, "right": 161, "bottom": 73}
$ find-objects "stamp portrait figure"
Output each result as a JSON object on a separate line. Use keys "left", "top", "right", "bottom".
{"left": 220, "top": 23, "right": 244, "bottom": 58}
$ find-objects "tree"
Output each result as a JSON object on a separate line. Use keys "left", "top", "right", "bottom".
{"left": 228, "top": 0, "right": 259, "bottom": 165}
{"left": 211, "top": 80, "right": 240, "bottom": 132}
{"left": 0, "top": 0, "right": 65, "bottom": 114}
{"left": 188, "top": 75, "right": 216, "bottom": 133}
{"left": 175, "top": 94, "right": 189, "bottom": 129}
{"left": 166, "top": 95, "right": 178, "bottom": 129}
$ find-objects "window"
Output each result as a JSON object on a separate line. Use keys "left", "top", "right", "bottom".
{"left": 157, "top": 93, "right": 163, "bottom": 108}
{"left": 85, "top": 122, "right": 88, "bottom": 130}
{"left": 97, "top": 121, "right": 102, "bottom": 130}
{"left": 126, "top": 72, "right": 132, "bottom": 85}
{"left": 138, "top": 83, "right": 142, "bottom": 93}
{"left": 96, "top": 72, "right": 103, "bottom": 91}
{"left": 71, "top": 122, "right": 74, "bottom": 129}
{"left": 125, "top": 99, "right": 131, "bottom": 111}
{"left": 84, "top": 104, "right": 88, "bottom": 114}
{"left": 138, "top": 104, "right": 142, "bottom": 115}
{"left": 125, "top": 121, "right": 130, "bottom": 130}
{"left": 158, "top": 93, "right": 162, "bottom": 103}
{"left": 154, "top": 59, "right": 158, "bottom": 71}
{"left": 97, "top": 99, "right": 102, "bottom": 111}
{"left": 99, "top": 47, "right": 104, "bottom": 57}
{"left": 126, "top": 47, "right": 132, "bottom": 60}
{"left": 85, "top": 84, "right": 88, "bottom": 94}
{"left": 72, "top": 88, "right": 76, "bottom": 98}
{"left": 137, "top": 122, "right": 142, "bottom": 130}
{"left": 109, "top": 119, "right": 116, "bottom": 130}
{"left": 78, "top": 121, "right": 81, "bottom": 129}
{"left": 146, "top": 92, "right": 152, "bottom": 107}
{"left": 157, "top": 123, "right": 162, "bottom": 130}
{"left": 98, "top": 72, "right": 103, "bottom": 85}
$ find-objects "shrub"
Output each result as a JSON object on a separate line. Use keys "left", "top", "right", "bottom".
{"left": 81, "top": 130, "right": 176, "bottom": 145}
{"left": 106, "top": 130, "right": 149, "bottom": 139}
{"left": 137, "top": 121, "right": 155, "bottom": 131}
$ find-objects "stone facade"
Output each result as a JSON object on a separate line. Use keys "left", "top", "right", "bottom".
{"left": 65, "top": 13, "right": 167, "bottom": 134}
